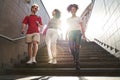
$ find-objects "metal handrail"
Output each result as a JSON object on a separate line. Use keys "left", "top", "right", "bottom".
{"left": 0, "top": 34, "right": 25, "bottom": 41}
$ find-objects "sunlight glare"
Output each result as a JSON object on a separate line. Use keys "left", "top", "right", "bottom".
{"left": 85, "top": 13, "right": 103, "bottom": 41}
{"left": 42, "top": 0, "right": 91, "bottom": 40}
{"left": 49, "top": 76, "right": 79, "bottom": 80}
{"left": 16, "top": 76, "right": 41, "bottom": 80}
{"left": 85, "top": 77, "right": 120, "bottom": 80}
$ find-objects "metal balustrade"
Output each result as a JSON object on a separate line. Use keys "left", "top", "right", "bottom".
{"left": 0, "top": 33, "right": 45, "bottom": 73}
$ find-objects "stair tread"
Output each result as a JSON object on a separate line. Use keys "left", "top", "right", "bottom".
{"left": 6, "top": 68, "right": 120, "bottom": 76}
{"left": 6, "top": 40, "right": 120, "bottom": 76}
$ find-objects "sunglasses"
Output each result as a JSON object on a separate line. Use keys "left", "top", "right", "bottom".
{"left": 34, "top": 7, "right": 38, "bottom": 10}
{"left": 32, "top": 6, "right": 38, "bottom": 10}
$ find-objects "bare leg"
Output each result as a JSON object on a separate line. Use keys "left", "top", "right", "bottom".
{"left": 28, "top": 43, "right": 33, "bottom": 59}
{"left": 26, "top": 43, "right": 33, "bottom": 64}
{"left": 33, "top": 41, "right": 38, "bottom": 57}
{"left": 32, "top": 41, "right": 39, "bottom": 63}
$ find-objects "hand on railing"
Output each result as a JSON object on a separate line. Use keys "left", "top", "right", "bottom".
{"left": 21, "top": 29, "right": 25, "bottom": 34}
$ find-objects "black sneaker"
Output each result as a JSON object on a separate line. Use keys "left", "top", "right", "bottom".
{"left": 75, "top": 62, "right": 80, "bottom": 70}
{"left": 75, "top": 65, "right": 80, "bottom": 70}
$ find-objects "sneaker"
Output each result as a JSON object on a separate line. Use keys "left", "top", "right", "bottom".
{"left": 75, "top": 65, "right": 80, "bottom": 70}
{"left": 32, "top": 59, "right": 37, "bottom": 63}
{"left": 32, "top": 57, "right": 37, "bottom": 64}
{"left": 48, "top": 58, "right": 53, "bottom": 64}
{"left": 48, "top": 59, "right": 53, "bottom": 64}
{"left": 26, "top": 59, "right": 33, "bottom": 64}
{"left": 52, "top": 58, "right": 57, "bottom": 64}
{"left": 75, "top": 62, "right": 80, "bottom": 70}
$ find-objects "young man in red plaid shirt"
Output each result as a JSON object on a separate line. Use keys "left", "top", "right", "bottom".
{"left": 22, "top": 4, "right": 43, "bottom": 64}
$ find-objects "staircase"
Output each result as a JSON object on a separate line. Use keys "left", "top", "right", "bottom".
{"left": 5, "top": 40, "right": 120, "bottom": 76}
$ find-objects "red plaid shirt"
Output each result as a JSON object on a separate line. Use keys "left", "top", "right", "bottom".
{"left": 22, "top": 15, "right": 42, "bottom": 34}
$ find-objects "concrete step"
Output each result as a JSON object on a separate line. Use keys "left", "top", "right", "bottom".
{"left": 5, "top": 40, "right": 120, "bottom": 76}
{"left": 6, "top": 67, "right": 120, "bottom": 76}
{"left": 14, "top": 62, "right": 120, "bottom": 68}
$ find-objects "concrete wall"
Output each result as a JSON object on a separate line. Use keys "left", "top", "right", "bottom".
{"left": 0, "top": 0, "right": 49, "bottom": 72}
{"left": 86, "top": 0, "right": 120, "bottom": 58}
{"left": 0, "top": 38, "right": 27, "bottom": 72}
{"left": 0, "top": 0, "right": 49, "bottom": 38}
{"left": 80, "top": 3, "right": 93, "bottom": 37}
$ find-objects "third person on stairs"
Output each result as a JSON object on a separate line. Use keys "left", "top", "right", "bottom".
{"left": 66, "top": 4, "right": 86, "bottom": 70}
{"left": 45, "top": 9, "right": 61, "bottom": 64}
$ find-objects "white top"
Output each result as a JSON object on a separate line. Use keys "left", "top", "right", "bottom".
{"left": 67, "top": 16, "right": 82, "bottom": 32}
{"left": 48, "top": 18, "right": 60, "bottom": 29}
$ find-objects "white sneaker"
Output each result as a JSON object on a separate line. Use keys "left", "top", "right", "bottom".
{"left": 32, "top": 59, "right": 37, "bottom": 63}
{"left": 32, "top": 57, "right": 37, "bottom": 63}
{"left": 48, "top": 59, "right": 53, "bottom": 64}
{"left": 26, "top": 59, "right": 33, "bottom": 64}
{"left": 52, "top": 59, "right": 57, "bottom": 64}
{"left": 48, "top": 57, "right": 53, "bottom": 64}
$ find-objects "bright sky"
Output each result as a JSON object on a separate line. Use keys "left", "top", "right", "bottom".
{"left": 42, "top": 0, "right": 91, "bottom": 40}
{"left": 49, "top": 76, "right": 79, "bottom": 80}
{"left": 42, "top": 0, "right": 91, "bottom": 18}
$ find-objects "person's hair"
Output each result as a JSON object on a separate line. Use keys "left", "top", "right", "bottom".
{"left": 67, "top": 4, "right": 79, "bottom": 12}
{"left": 53, "top": 9, "right": 61, "bottom": 19}
{"left": 31, "top": 4, "right": 39, "bottom": 11}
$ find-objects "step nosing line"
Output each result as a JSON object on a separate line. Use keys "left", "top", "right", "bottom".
{"left": 11, "top": 68, "right": 120, "bottom": 71}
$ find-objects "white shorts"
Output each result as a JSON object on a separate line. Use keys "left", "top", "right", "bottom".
{"left": 26, "top": 33, "right": 40, "bottom": 43}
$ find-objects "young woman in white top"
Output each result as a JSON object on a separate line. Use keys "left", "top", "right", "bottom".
{"left": 45, "top": 9, "right": 61, "bottom": 64}
{"left": 67, "top": 4, "right": 85, "bottom": 70}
